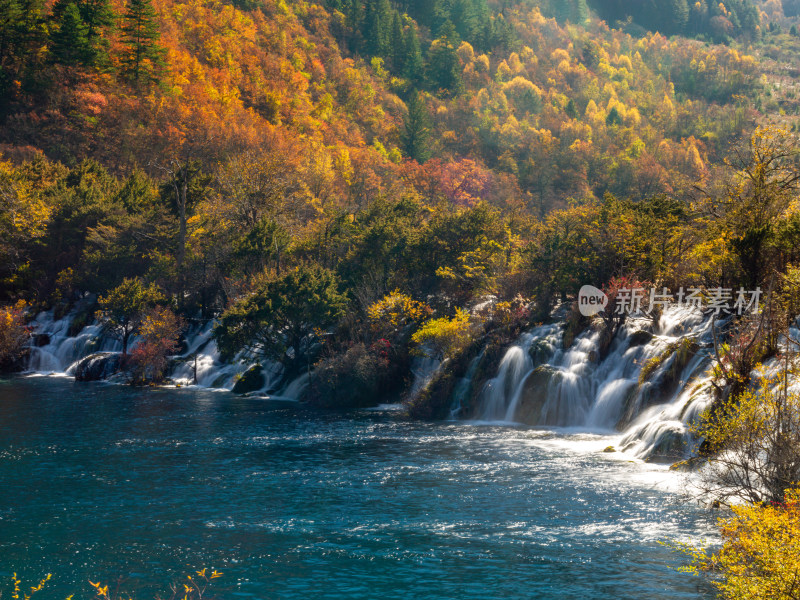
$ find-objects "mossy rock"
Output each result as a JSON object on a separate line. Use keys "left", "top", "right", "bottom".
{"left": 67, "top": 309, "right": 93, "bottom": 337}
{"left": 639, "top": 337, "right": 699, "bottom": 386}
{"left": 406, "top": 340, "right": 487, "bottom": 420}
{"left": 514, "top": 365, "right": 561, "bottom": 425}
{"left": 602, "top": 446, "right": 616, "bottom": 453}
{"left": 232, "top": 364, "right": 265, "bottom": 394}
{"left": 406, "top": 367, "right": 456, "bottom": 420}
{"left": 562, "top": 309, "right": 589, "bottom": 350}
{"left": 74, "top": 352, "right": 122, "bottom": 381}
{"left": 628, "top": 330, "right": 654, "bottom": 347}
{"left": 641, "top": 427, "right": 687, "bottom": 463}
{"left": 528, "top": 339, "right": 553, "bottom": 366}
{"left": 210, "top": 373, "right": 229, "bottom": 389}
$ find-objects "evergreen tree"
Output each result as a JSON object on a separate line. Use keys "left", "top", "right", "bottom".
{"left": 77, "top": 0, "right": 115, "bottom": 66}
{"left": 0, "top": 0, "right": 47, "bottom": 99}
{"left": 50, "top": 0, "right": 113, "bottom": 67}
{"left": 119, "top": 0, "right": 164, "bottom": 86}
{"left": 665, "top": 0, "right": 689, "bottom": 34}
{"left": 488, "top": 13, "right": 517, "bottom": 53}
{"left": 49, "top": 1, "right": 92, "bottom": 66}
{"left": 402, "top": 91, "right": 431, "bottom": 162}
{"left": 345, "top": 0, "right": 363, "bottom": 51}
{"left": 785, "top": 0, "right": 800, "bottom": 17}
{"left": 426, "top": 22, "right": 463, "bottom": 96}
{"left": 450, "top": 0, "right": 477, "bottom": 43}
{"left": 390, "top": 11, "right": 404, "bottom": 73}
{"left": 565, "top": 98, "right": 578, "bottom": 119}
{"left": 606, "top": 106, "right": 622, "bottom": 127}
{"left": 363, "top": 0, "right": 391, "bottom": 57}
{"left": 403, "top": 23, "right": 424, "bottom": 83}
{"left": 551, "top": 0, "right": 589, "bottom": 24}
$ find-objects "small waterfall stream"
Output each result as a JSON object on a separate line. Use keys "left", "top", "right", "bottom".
{"left": 24, "top": 310, "right": 303, "bottom": 397}
{"left": 468, "top": 306, "right": 717, "bottom": 461}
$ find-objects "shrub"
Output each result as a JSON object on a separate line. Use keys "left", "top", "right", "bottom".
{"left": 366, "top": 291, "right": 432, "bottom": 341}
{"left": 693, "top": 377, "right": 800, "bottom": 505}
{"left": 305, "top": 342, "right": 391, "bottom": 408}
{"left": 710, "top": 314, "right": 771, "bottom": 401}
{"left": 679, "top": 490, "right": 800, "bottom": 600}
{"left": 0, "top": 300, "right": 30, "bottom": 370}
{"left": 411, "top": 308, "right": 476, "bottom": 361}
{"left": 128, "top": 306, "right": 184, "bottom": 384}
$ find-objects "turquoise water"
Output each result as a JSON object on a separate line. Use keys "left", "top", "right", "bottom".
{"left": 0, "top": 377, "right": 714, "bottom": 599}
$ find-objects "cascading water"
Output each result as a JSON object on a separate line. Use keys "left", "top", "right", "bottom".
{"left": 469, "top": 306, "right": 718, "bottom": 461}
{"left": 476, "top": 325, "right": 560, "bottom": 422}
{"left": 449, "top": 348, "right": 485, "bottom": 419}
{"left": 28, "top": 310, "right": 122, "bottom": 374}
{"left": 24, "top": 309, "right": 304, "bottom": 397}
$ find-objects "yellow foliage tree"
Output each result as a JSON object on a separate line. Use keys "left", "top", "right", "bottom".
{"left": 411, "top": 309, "right": 477, "bottom": 361}
{"left": 367, "top": 291, "right": 432, "bottom": 340}
{"left": 680, "top": 489, "right": 800, "bottom": 600}
{"left": 0, "top": 301, "right": 29, "bottom": 370}
{"left": 0, "top": 158, "right": 52, "bottom": 272}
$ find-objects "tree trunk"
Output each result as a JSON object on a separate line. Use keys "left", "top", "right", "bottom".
{"left": 176, "top": 172, "right": 188, "bottom": 271}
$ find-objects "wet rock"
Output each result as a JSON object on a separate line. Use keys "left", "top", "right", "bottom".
{"left": 74, "top": 352, "right": 122, "bottom": 381}
{"left": 232, "top": 364, "right": 265, "bottom": 394}
{"left": 640, "top": 427, "right": 687, "bottom": 463}
{"left": 211, "top": 373, "right": 229, "bottom": 389}
{"left": 628, "top": 330, "right": 653, "bottom": 347}
{"left": 602, "top": 446, "right": 616, "bottom": 453}
{"left": 514, "top": 365, "right": 560, "bottom": 425}
{"left": 527, "top": 339, "right": 553, "bottom": 366}
{"left": 33, "top": 333, "right": 51, "bottom": 347}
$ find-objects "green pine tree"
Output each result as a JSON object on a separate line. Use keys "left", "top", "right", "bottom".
{"left": 390, "top": 11, "right": 404, "bottom": 73}
{"left": 49, "top": 1, "right": 92, "bottom": 66}
{"left": 402, "top": 91, "right": 431, "bottom": 162}
{"left": 426, "top": 22, "right": 463, "bottom": 96}
{"left": 363, "top": 0, "right": 391, "bottom": 57}
{"left": 78, "top": 0, "right": 115, "bottom": 67}
{"left": 0, "top": 0, "right": 47, "bottom": 99}
{"left": 346, "top": 0, "right": 363, "bottom": 51}
{"left": 119, "top": 0, "right": 164, "bottom": 86}
{"left": 403, "top": 22, "right": 424, "bottom": 83}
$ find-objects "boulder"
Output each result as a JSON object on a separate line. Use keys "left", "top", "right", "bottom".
{"left": 527, "top": 339, "right": 553, "bottom": 366}
{"left": 640, "top": 427, "right": 687, "bottom": 463}
{"left": 514, "top": 365, "right": 560, "bottom": 425}
{"left": 33, "top": 333, "right": 51, "bottom": 347}
{"left": 74, "top": 352, "right": 122, "bottom": 381}
{"left": 628, "top": 330, "right": 654, "bottom": 347}
{"left": 232, "top": 364, "right": 265, "bottom": 394}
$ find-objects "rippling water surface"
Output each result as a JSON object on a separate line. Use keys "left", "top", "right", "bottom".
{"left": 0, "top": 377, "right": 715, "bottom": 599}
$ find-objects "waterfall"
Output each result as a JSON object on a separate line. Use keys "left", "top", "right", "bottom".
{"left": 469, "top": 306, "right": 717, "bottom": 461}
{"left": 475, "top": 324, "right": 561, "bottom": 422}
{"left": 448, "top": 348, "right": 485, "bottom": 419}
{"left": 409, "top": 354, "right": 442, "bottom": 398}
{"left": 24, "top": 310, "right": 308, "bottom": 398}
{"left": 27, "top": 310, "right": 122, "bottom": 374}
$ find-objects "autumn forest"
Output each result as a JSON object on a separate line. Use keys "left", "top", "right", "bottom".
{"left": 4, "top": 0, "right": 800, "bottom": 596}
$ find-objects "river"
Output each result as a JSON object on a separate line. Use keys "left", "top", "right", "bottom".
{"left": 0, "top": 376, "right": 715, "bottom": 599}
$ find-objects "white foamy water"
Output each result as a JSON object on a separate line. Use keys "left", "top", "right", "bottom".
{"left": 25, "top": 309, "right": 307, "bottom": 398}
{"left": 467, "top": 306, "right": 718, "bottom": 461}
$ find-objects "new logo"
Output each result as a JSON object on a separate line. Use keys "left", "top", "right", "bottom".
{"left": 578, "top": 285, "right": 608, "bottom": 316}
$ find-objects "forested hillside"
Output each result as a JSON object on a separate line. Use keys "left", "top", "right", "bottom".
{"left": 2, "top": 0, "right": 800, "bottom": 386}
